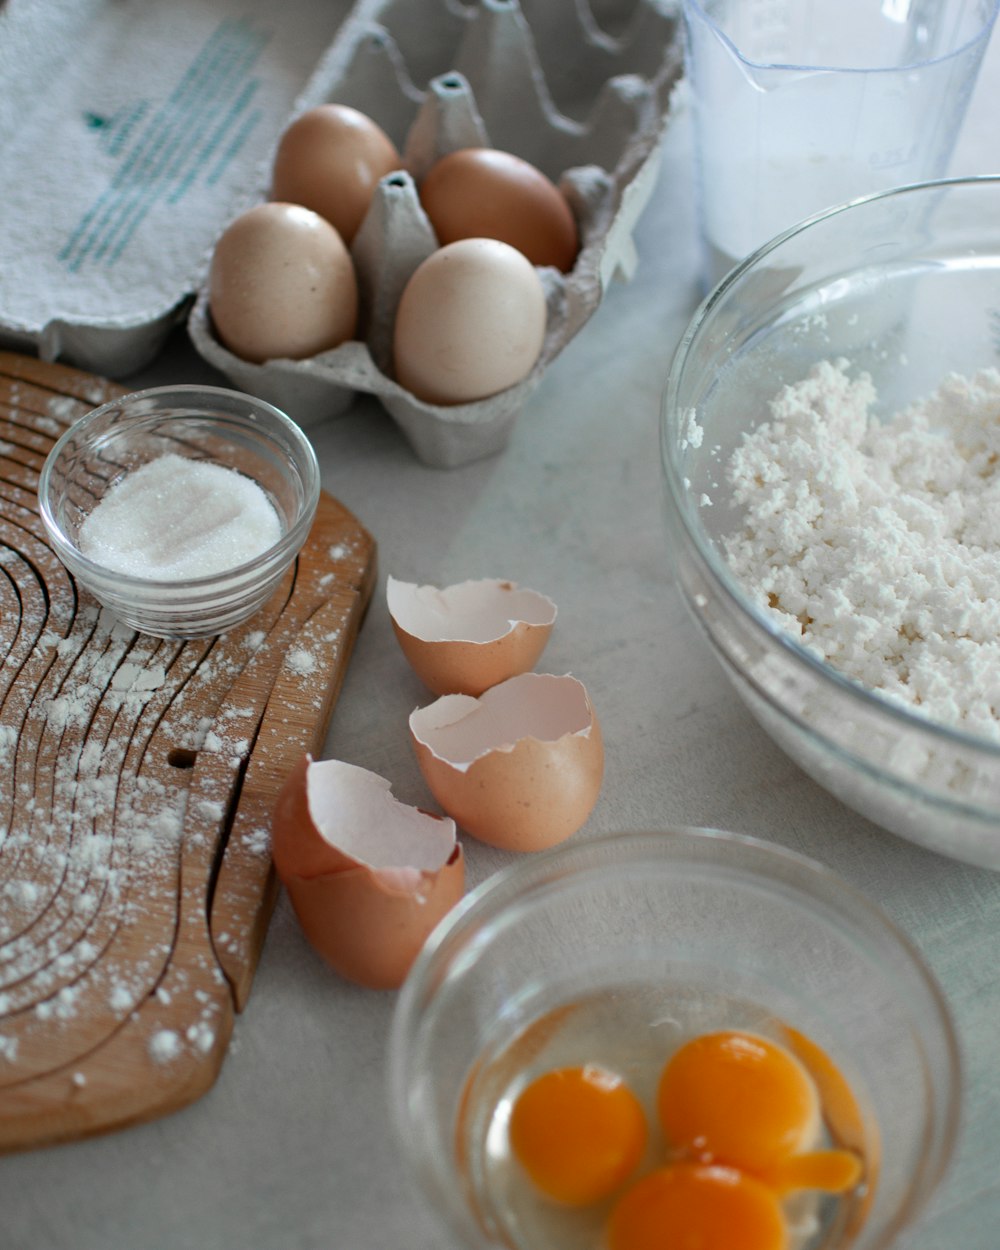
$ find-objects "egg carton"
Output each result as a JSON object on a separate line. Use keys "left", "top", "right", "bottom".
{"left": 0, "top": 0, "right": 360, "bottom": 377}
{"left": 188, "top": 0, "right": 684, "bottom": 467}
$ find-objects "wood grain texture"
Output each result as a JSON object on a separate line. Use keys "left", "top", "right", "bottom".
{"left": 0, "top": 351, "right": 377, "bottom": 1153}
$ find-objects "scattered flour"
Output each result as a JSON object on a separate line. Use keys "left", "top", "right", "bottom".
{"left": 108, "top": 985, "right": 133, "bottom": 1012}
{"left": 112, "top": 662, "right": 166, "bottom": 693}
{"left": 0, "top": 493, "right": 315, "bottom": 1079}
{"left": 47, "top": 395, "right": 82, "bottom": 421}
{"left": 186, "top": 1020, "right": 216, "bottom": 1055}
{"left": 724, "top": 360, "right": 1000, "bottom": 743}
{"left": 243, "top": 826, "right": 271, "bottom": 856}
{"left": 286, "top": 648, "right": 317, "bottom": 676}
{"left": 149, "top": 1029, "right": 182, "bottom": 1064}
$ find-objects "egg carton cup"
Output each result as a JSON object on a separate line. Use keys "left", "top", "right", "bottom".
{"left": 187, "top": 0, "right": 684, "bottom": 467}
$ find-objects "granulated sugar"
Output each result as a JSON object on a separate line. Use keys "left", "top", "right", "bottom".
{"left": 79, "top": 453, "right": 281, "bottom": 580}
{"left": 724, "top": 360, "right": 1000, "bottom": 743}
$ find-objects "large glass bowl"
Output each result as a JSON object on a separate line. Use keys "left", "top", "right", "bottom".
{"left": 661, "top": 176, "right": 1000, "bottom": 868}
{"left": 388, "top": 829, "right": 959, "bottom": 1250}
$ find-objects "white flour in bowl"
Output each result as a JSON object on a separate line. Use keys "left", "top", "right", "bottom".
{"left": 723, "top": 358, "right": 1000, "bottom": 744}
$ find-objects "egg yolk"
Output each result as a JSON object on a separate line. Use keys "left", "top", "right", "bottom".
{"left": 508, "top": 1064, "right": 647, "bottom": 1205}
{"left": 607, "top": 1163, "right": 788, "bottom": 1250}
{"left": 658, "top": 1030, "right": 818, "bottom": 1172}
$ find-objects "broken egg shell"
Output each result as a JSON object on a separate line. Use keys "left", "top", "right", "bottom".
{"left": 409, "top": 673, "right": 604, "bottom": 853}
{"left": 280, "top": 849, "right": 464, "bottom": 990}
{"left": 386, "top": 574, "right": 557, "bottom": 696}
{"left": 272, "top": 754, "right": 347, "bottom": 879}
{"left": 271, "top": 754, "right": 465, "bottom": 989}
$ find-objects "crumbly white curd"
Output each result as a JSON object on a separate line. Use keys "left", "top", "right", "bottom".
{"left": 724, "top": 359, "right": 1000, "bottom": 743}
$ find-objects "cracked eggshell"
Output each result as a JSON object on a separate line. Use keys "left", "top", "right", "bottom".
{"left": 272, "top": 754, "right": 464, "bottom": 989}
{"left": 387, "top": 574, "right": 557, "bottom": 695}
{"left": 409, "top": 672, "right": 603, "bottom": 853}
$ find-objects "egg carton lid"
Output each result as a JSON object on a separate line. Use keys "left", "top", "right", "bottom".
{"left": 0, "top": 0, "right": 355, "bottom": 377}
{"left": 190, "top": 0, "right": 685, "bottom": 466}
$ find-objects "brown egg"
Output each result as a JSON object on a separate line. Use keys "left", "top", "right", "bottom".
{"left": 419, "top": 148, "right": 579, "bottom": 272}
{"left": 271, "top": 104, "right": 401, "bottom": 243}
{"left": 209, "top": 202, "right": 357, "bottom": 363}
{"left": 393, "top": 238, "right": 547, "bottom": 406}
{"left": 387, "top": 574, "right": 557, "bottom": 696}
{"left": 409, "top": 673, "right": 603, "bottom": 853}
{"left": 272, "top": 755, "right": 464, "bottom": 989}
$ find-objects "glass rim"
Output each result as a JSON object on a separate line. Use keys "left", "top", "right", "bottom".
{"left": 661, "top": 174, "right": 1000, "bottom": 763}
{"left": 395, "top": 827, "right": 956, "bottom": 1013}
{"left": 682, "top": 0, "right": 1000, "bottom": 75}
{"left": 38, "top": 383, "right": 321, "bottom": 592}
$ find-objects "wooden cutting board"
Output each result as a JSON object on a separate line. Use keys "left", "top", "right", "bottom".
{"left": 0, "top": 350, "right": 377, "bottom": 1154}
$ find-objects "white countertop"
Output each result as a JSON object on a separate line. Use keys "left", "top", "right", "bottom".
{"left": 4, "top": 14, "right": 1000, "bottom": 1250}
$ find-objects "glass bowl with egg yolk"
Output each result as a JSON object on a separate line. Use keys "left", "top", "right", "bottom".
{"left": 388, "top": 828, "right": 958, "bottom": 1250}
{"left": 38, "top": 385, "right": 319, "bottom": 639}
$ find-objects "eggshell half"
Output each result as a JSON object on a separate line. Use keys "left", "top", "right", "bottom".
{"left": 387, "top": 574, "right": 557, "bottom": 695}
{"left": 409, "top": 673, "right": 603, "bottom": 852}
{"left": 272, "top": 755, "right": 464, "bottom": 989}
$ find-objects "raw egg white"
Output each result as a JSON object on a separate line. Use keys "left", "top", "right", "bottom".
{"left": 408, "top": 672, "right": 603, "bottom": 852}
{"left": 387, "top": 574, "right": 557, "bottom": 695}
{"left": 419, "top": 147, "right": 579, "bottom": 272}
{"left": 271, "top": 103, "right": 401, "bottom": 243}
{"left": 393, "top": 238, "right": 547, "bottom": 406}
{"left": 208, "top": 202, "right": 357, "bottom": 364}
{"left": 271, "top": 755, "right": 464, "bottom": 989}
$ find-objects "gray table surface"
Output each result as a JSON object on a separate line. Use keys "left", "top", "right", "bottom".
{"left": 5, "top": 18, "right": 1000, "bottom": 1250}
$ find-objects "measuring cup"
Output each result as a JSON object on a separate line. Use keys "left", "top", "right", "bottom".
{"left": 683, "top": 0, "right": 999, "bottom": 288}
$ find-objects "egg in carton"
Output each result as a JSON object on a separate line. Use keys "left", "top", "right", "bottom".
{"left": 188, "top": 0, "right": 684, "bottom": 467}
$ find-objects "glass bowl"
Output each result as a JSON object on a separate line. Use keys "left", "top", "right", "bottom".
{"left": 661, "top": 176, "right": 1000, "bottom": 869}
{"left": 388, "top": 829, "right": 959, "bottom": 1250}
{"left": 38, "top": 385, "right": 320, "bottom": 639}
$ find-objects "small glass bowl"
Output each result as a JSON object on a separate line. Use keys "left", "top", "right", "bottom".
{"left": 661, "top": 176, "right": 1000, "bottom": 868}
{"left": 388, "top": 829, "right": 959, "bottom": 1250}
{"left": 38, "top": 385, "right": 320, "bottom": 639}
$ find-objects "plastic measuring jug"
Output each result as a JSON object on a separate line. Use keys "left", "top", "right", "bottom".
{"left": 683, "top": 0, "right": 999, "bottom": 287}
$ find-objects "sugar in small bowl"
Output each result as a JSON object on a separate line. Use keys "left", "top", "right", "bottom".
{"left": 38, "top": 385, "right": 320, "bottom": 639}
